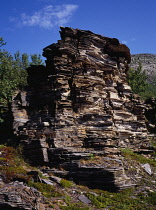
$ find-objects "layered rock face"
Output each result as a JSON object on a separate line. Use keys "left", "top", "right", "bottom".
{"left": 0, "top": 181, "right": 44, "bottom": 210}
{"left": 12, "top": 27, "right": 150, "bottom": 190}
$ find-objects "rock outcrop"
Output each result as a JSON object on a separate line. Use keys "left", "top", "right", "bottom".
{"left": 12, "top": 27, "right": 151, "bottom": 191}
{"left": 144, "top": 97, "right": 156, "bottom": 133}
{"left": 0, "top": 181, "right": 43, "bottom": 210}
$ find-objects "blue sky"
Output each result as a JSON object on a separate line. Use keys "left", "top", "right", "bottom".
{"left": 1, "top": 0, "right": 156, "bottom": 58}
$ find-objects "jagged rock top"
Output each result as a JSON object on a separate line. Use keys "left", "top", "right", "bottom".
{"left": 43, "top": 26, "right": 131, "bottom": 64}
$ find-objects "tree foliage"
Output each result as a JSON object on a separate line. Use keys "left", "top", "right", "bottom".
{"left": 139, "top": 83, "right": 156, "bottom": 99}
{"left": 0, "top": 37, "right": 6, "bottom": 47}
{"left": 0, "top": 37, "right": 44, "bottom": 121}
{"left": 0, "top": 50, "right": 28, "bottom": 106}
{"left": 30, "top": 54, "right": 43, "bottom": 65}
{"left": 127, "top": 62, "right": 148, "bottom": 94}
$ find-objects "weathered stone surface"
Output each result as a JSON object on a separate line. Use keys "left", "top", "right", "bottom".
{"left": 78, "top": 194, "right": 91, "bottom": 204}
{"left": 141, "top": 163, "right": 152, "bottom": 175}
{"left": 12, "top": 27, "right": 151, "bottom": 190}
{"left": 0, "top": 181, "right": 42, "bottom": 210}
{"left": 144, "top": 97, "right": 156, "bottom": 133}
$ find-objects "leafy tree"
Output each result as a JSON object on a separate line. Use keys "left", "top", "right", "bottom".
{"left": 14, "top": 51, "right": 44, "bottom": 69}
{"left": 0, "top": 50, "right": 28, "bottom": 110}
{"left": 22, "top": 53, "right": 29, "bottom": 69}
{"left": 127, "top": 62, "right": 148, "bottom": 94}
{"left": 0, "top": 37, "right": 44, "bottom": 122}
{"left": 30, "top": 54, "right": 44, "bottom": 65}
{"left": 0, "top": 37, "right": 6, "bottom": 47}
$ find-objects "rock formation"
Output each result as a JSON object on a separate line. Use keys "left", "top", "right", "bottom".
{"left": 0, "top": 181, "right": 43, "bottom": 210}
{"left": 12, "top": 27, "right": 151, "bottom": 191}
{"left": 144, "top": 97, "right": 156, "bottom": 133}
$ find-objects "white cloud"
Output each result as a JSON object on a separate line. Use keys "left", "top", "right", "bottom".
{"left": 122, "top": 40, "right": 128, "bottom": 45}
{"left": 10, "top": 4, "right": 78, "bottom": 29}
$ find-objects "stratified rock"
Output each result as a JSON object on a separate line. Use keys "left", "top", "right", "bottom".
{"left": 0, "top": 181, "right": 43, "bottom": 210}
{"left": 12, "top": 27, "right": 151, "bottom": 191}
{"left": 144, "top": 97, "right": 156, "bottom": 133}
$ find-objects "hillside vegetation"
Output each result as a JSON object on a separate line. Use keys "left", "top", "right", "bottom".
{"left": 131, "top": 54, "right": 156, "bottom": 85}
{"left": 130, "top": 54, "right": 156, "bottom": 99}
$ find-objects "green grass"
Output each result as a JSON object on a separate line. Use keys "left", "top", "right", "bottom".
{"left": 0, "top": 145, "right": 30, "bottom": 182}
{"left": 28, "top": 181, "right": 63, "bottom": 198}
{"left": 121, "top": 148, "right": 156, "bottom": 166}
{"left": 38, "top": 172, "right": 49, "bottom": 179}
{"left": 86, "top": 188, "right": 156, "bottom": 209}
{"left": 147, "top": 192, "right": 156, "bottom": 205}
{"left": 151, "top": 140, "right": 156, "bottom": 148}
{"left": 61, "top": 207, "right": 91, "bottom": 210}
{"left": 60, "top": 194, "right": 92, "bottom": 210}
{"left": 0, "top": 157, "right": 6, "bottom": 161}
{"left": 60, "top": 201, "right": 91, "bottom": 210}
{"left": 60, "top": 179, "right": 73, "bottom": 188}
{"left": 139, "top": 83, "right": 156, "bottom": 99}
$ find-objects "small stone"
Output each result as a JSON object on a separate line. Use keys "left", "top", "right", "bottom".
{"left": 41, "top": 179, "right": 54, "bottom": 186}
{"left": 89, "top": 192, "right": 98, "bottom": 197}
{"left": 149, "top": 190, "right": 154, "bottom": 193}
{"left": 145, "top": 186, "right": 151, "bottom": 191}
{"left": 130, "top": 196, "right": 137, "bottom": 199}
{"left": 49, "top": 175, "right": 62, "bottom": 184}
{"left": 36, "top": 203, "right": 45, "bottom": 210}
{"left": 78, "top": 194, "right": 91, "bottom": 204}
{"left": 141, "top": 163, "right": 152, "bottom": 175}
{"left": 43, "top": 122, "right": 50, "bottom": 126}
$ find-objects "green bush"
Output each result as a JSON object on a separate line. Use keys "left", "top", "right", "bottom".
{"left": 127, "top": 63, "right": 148, "bottom": 95}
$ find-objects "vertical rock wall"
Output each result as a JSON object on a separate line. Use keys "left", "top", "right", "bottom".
{"left": 42, "top": 27, "right": 149, "bottom": 153}
{"left": 12, "top": 27, "right": 150, "bottom": 190}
